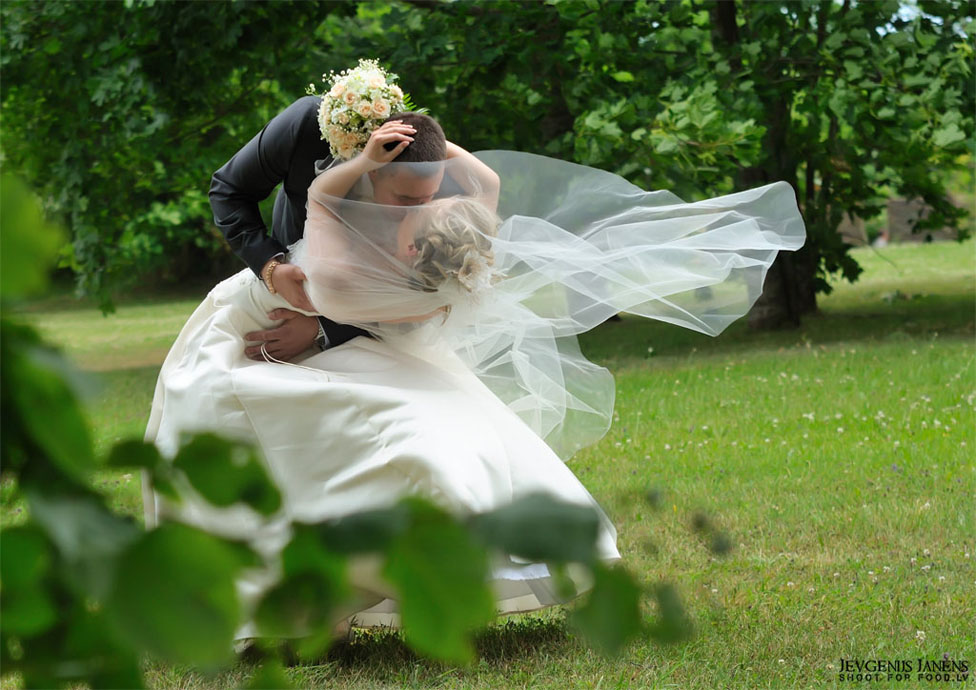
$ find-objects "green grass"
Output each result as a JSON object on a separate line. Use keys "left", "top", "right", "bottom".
{"left": 4, "top": 241, "right": 974, "bottom": 689}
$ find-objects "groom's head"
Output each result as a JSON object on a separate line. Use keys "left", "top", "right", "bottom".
{"left": 369, "top": 112, "right": 447, "bottom": 207}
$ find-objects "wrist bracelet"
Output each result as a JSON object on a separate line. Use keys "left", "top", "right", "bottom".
{"left": 315, "top": 322, "right": 329, "bottom": 351}
{"left": 263, "top": 260, "right": 281, "bottom": 294}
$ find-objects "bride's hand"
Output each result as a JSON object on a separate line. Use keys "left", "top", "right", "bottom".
{"left": 268, "top": 262, "right": 315, "bottom": 312}
{"left": 360, "top": 120, "right": 415, "bottom": 169}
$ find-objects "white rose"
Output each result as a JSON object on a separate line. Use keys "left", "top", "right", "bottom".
{"left": 330, "top": 81, "right": 346, "bottom": 98}
{"left": 372, "top": 99, "right": 391, "bottom": 118}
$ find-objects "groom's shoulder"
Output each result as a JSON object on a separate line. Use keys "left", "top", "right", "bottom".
{"left": 275, "top": 95, "right": 321, "bottom": 125}
{"left": 274, "top": 96, "right": 322, "bottom": 130}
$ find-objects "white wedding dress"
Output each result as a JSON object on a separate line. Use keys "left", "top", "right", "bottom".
{"left": 143, "top": 261, "right": 620, "bottom": 631}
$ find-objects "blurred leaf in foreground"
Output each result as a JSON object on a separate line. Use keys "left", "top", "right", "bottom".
{"left": 383, "top": 499, "right": 496, "bottom": 664}
{"left": 0, "top": 174, "right": 64, "bottom": 298}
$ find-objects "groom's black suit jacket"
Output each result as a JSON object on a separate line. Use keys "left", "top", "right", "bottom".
{"left": 209, "top": 96, "right": 368, "bottom": 347}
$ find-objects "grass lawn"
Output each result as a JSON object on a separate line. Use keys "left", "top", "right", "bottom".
{"left": 4, "top": 240, "right": 974, "bottom": 689}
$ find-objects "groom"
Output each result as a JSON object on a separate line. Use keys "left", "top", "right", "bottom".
{"left": 210, "top": 97, "right": 447, "bottom": 360}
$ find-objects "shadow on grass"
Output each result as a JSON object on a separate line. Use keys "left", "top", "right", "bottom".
{"left": 579, "top": 291, "right": 975, "bottom": 365}
{"left": 245, "top": 617, "right": 574, "bottom": 673}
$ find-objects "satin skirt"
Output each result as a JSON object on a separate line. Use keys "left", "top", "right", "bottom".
{"left": 143, "top": 270, "right": 619, "bottom": 634}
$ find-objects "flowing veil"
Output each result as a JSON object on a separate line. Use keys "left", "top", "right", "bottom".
{"left": 294, "top": 151, "right": 805, "bottom": 458}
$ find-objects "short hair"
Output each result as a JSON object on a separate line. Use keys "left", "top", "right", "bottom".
{"left": 383, "top": 112, "right": 446, "bottom": 163}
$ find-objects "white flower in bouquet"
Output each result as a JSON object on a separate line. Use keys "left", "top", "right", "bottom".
{"left": 307, "top": 58, "right": 423, "bottom": 161}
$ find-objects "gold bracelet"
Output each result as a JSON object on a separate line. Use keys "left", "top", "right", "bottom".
{"left": 263, "top": 260, "right": 281, "bottom": 294}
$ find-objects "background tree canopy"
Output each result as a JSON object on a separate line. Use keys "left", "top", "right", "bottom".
{"left": 1, "top": 0, "right": 973, "bottom": 320}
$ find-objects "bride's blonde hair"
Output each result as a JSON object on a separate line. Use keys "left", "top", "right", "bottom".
{"left": 411, "top": 198, "right": 500, "bottom": 292}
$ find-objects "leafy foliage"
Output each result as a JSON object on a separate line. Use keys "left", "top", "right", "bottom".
{"left": 0, "top": 1, "right": 347, "bottom": 310}
{"left": 1, "top": 1, "right": 971, "bottom": 320}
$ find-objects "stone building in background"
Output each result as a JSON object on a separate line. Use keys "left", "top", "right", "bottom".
{"left": 885, "top": 197, "right": 963, "bottom": 244}
{"left": 837, "top": 212, "right": 867, "bottom": 246}
{"left": 838, "top": 195, "right": 967, "bottom": 247}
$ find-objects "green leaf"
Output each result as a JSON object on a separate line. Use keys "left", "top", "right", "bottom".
{"left": 108, "top": 523, "right": 244, "bottom": 667}
{"left": 653, "top": 136, "right": 679, "bottom": 155}
{"left": 106, "top": 439, "right": 163, "bottom": 470}
{"left": 253, "top": 523, "right": 348, "bottom": 643}
{"left": 280, "top": 524, "right": 349, "bottom": 580}
{"left": 172, "top": 433, "right": 281, "bottom": 516}
{"left": 316, "top": 503, "right": 411, "bottom": 554}
{"left": 383, "top": 499, "right": 495, "bottom": 664}
{"left": 468, "top": 493, "right": 599, "bottom": 564}
{"left": 0, "top": 584, "right": 57, "bottom": 637}
{"left": 828, "top": 90, "right": 848, "bottom": 118}
{"left": 27, "top": 491, "right": 140, "bottom": 600}
{"left": 932, "top": 123, "right": 965, "bottom": 148}
{"left": 0, "top": 528, "right": 58, "bottom": 635}
{"left": 646, "top": 583, "right": 694, "bottom": 644}
{"left": 843, "top": 60, "right": 863, "bottom": 81}
{"left": 610, "top": 71, "right": 634, "bottom": 82}
{"left": 254, "top": 572, "right": 341, "bottom": 640}
{"left": 824, "top": 32, "right": 845, "bottom": 51}
{"left": 0, "top": 526, "right": 51, "bottom": 589}
{"left": 0, "top": 175, "right": 64, "bottom": 298}
{"left": 569, "top": 564, "right": 643, "bottom": 656}
{"left": 63, "top": 606, "right": 146, "bottom": 689}
{"left": 5, "top": 335, "right": 96, "bottom": 483}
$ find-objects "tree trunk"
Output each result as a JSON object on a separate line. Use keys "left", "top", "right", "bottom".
{"left": 747, "top": 244, "right": 817, "bottom": 330}
{"left": 713, "top": 0, "right": 812, "bottom": 329}
{"left": 745, "top": 98, "right": 815, "bottom": 330}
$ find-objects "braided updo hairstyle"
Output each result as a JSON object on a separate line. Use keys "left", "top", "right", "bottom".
{"left": 411, "top": 198, "right": 500, "bottom": 292}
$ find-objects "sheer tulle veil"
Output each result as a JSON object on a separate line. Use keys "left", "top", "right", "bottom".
{"left": 294, "top": 151, "right": 805, "bottom": 458}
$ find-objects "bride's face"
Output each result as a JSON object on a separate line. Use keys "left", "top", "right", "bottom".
{"left": 370, "top": 168, "right": 445, "bottom": 207}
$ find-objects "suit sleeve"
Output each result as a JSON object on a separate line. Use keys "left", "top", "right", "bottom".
{"left": 209, "top": 97, "right": 317, "bottom": 276}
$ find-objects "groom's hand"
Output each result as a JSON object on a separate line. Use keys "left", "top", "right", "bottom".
{"left": 244, "top": 309, "right": 319, "bottom": 361}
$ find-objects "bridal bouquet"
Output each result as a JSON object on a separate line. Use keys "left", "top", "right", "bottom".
{"left": 307, "top": 59, "right": 410, "bottom": 160}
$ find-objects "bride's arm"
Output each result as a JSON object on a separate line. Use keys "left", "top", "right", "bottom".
{"left": 445, "top": 142, "right": 500, "bottom": 211}
{"left": 308, "top": 120, "right": 416, "bottom": 206}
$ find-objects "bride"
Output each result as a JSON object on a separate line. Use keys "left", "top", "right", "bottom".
{"left": 144, "top": 114, "right": 805, "bottom": 633}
